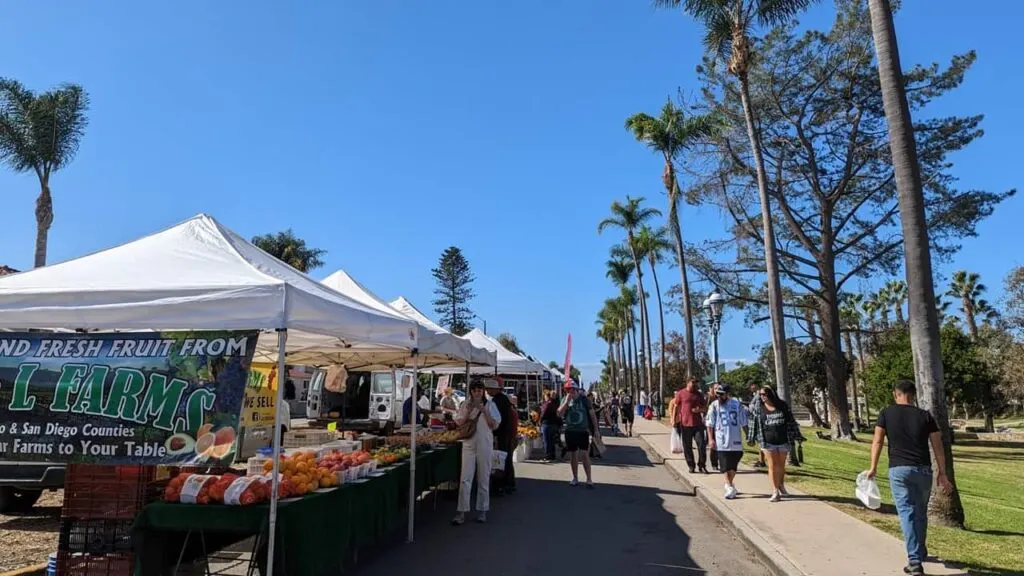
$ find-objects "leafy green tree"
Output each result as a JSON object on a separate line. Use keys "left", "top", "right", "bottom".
{"left": 718, "top": 362, "right": 769, "bottom": 394}
{"left": 625, "top": 101, "right": 719, "bottom": 379}
{"left": 431, "top": 246, "right": 475, "bottom": 336}
{"left": 548, "top": 360, "right": 582, "bottom": 383}
{"left": 759, "top": 340, "right": 840, "bottom": 427}
{"left": 251, "top": 229, "right": 326, "bottom": 272}
{"left": 657, "top": 0, "right": 817, "bottom": 404}
{"left": 599, "top": 196, "right": 662, "bottom": 399}
{"left": 497, "top": 332, "right": 522, "bottom": 355}
{"left": 683, "top": 1, "right": 1009, "bottom": 441}
{"left": 0, "top": 78, "right": 90, "bottom": 268}
{"left": 1002, "top": 265, "right": 1024, "bottom": 338}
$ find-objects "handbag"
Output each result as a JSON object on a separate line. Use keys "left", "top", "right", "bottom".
{"left": 457, "top": 410, "right": 481, "bottom": 440}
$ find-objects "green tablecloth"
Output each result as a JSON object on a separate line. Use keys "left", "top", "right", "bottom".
{"left": 133, "top": 444, "right": 460, "bottom": 576}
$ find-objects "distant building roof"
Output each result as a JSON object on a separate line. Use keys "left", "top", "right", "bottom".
{"left": 0, "top": 265, "right": 18, "bottom": 276}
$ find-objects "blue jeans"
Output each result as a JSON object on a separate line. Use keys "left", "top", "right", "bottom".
{"left": 889, "top": 466, "right": 932, "bottom": 565}
{"left": 541, "top": 424, "right": 558, "bottom": 460}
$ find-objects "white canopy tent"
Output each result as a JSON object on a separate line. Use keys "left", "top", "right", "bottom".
{"left": 0, "top": 214, "right": 421, "bottom": 576}
{"left": 389, "top": 296, "right": 497, "bottom": 367}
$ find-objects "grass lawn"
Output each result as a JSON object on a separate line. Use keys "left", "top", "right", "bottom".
{"left": 758, "top": 431, "right": 1024, "bottom": 575}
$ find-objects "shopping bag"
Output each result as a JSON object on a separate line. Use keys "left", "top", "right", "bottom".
{"left": 491, "top": 450, "right": 508, "bottom": 473}
{"left": 669, "top": 429, "right": 684, "bottom": 454}
{"left": 855, "top": 471, "right": 881, "bottom": 510}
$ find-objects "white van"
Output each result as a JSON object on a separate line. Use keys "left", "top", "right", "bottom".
{"left": 306, "top": 369, "right": 417, "bottom": 432}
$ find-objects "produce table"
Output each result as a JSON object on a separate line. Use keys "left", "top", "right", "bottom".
{"left": 133, "top": 444, "right": 460, "bottom": 576}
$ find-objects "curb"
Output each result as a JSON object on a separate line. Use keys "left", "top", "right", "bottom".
{"left": 0, "top": 563, "right": 47, "bottom": 576}
{"left": 637, "top": 434, "right": 805, "bottom": 576}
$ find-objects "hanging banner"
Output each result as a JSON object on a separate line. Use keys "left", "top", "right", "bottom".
{"left": 0, "top": 330, "right": 258, "bottom": 465}
{"left": 563, "top": 333, "right": 573, "bottom": 386}
{"left": 435, "top": 375, "right": 451, "bottom": 397}
{"left": 241, "top": 362, "right": 278, "bottom": 428}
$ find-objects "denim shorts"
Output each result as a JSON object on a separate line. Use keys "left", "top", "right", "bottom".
{"left": 761, "top": 443, "right": 790, "bottom": 453}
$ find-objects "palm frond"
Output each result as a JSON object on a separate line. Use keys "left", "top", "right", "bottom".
{"left": 756, "top": 0, "right": 816, "bottom": 26}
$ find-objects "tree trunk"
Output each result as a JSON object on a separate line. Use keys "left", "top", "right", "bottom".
{"left": 804, "top": 401, "right": 825, "bottom": 428}
{"left": 34, "top": 179, "right": 54, "bottom": 268}
{"left": 608, "top": 340, "right": 618, "bottom": 393}
{"left": 668, "top": 176, "right": 696, "bottom": 378}
{"left": 844, "top": 331, "right": 861, "bottom": 423}
{"left": 619, "top": 336, "right": 630, "bottom": 395}
{"left": 627, "top": 237, "right": 654, "bottom": 401}
{"left": 738, "top": 73, "right": 790, "bottom": 403}
{"left": 895, "top": 304, "right": 905, "bottom": 324}
{"left": 650, "top": 259, "right": 667, "bottom": 412}
{"left": 964, "top": 298, "right": 978, "bottom": 339}
{"left": 868, "top": 0, "right": 964, "bottom": 528}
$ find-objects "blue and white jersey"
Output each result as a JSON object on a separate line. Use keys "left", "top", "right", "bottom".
{"left": 706, "top": 398, "right": 747, "bottom": 452}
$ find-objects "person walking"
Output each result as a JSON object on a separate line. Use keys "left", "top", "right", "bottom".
{"left": 706, "top": 384, "right": 747, "bottom": 500}
{"left": 619, "top": 390, "right": 635, "bottom": 437}
{"left": 639, "top": 388, "right": 649, "bottom": 418}
{"left": 868, "top": 380, "right": 953, "bottom": 576}
{"left": 486, "top": 379, "right": 517, "bottom": 496}
{"left": 756, "top": 387, "right": 797, "bottom": 501}
{"left": 747, "top": 382, "right": 768, "bottom": 470}
{"left": 674, "top": 378, "right": 708, "bottom": 474}
{"left": 539, "top": 390, "right": 561, "bottom": 462}
{"left": 558, "top": 383, "right": 601, "bottom": 488}
{"left": 452, "top": 379, "right": 501, "bottom": 525}
{"left": 609, "top": 392, "right": 621, "bottom": 436}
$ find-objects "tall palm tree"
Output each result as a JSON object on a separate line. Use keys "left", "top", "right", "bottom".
{"left": 946, "top": 270, "right": 998, "bottom": 340}
{"left": 656, "top": 0, "right": 813, "bottom": 404}
{"left": 0, "top": 79, "right": 90, "bottom": 268}
{"left": 867, "top": 0, "right": 963, "bottom": 527}
{"left": 840, "top": 293, "right": 865, "bottom": 423}
{"left": 605, "top": 257, "right": 636, "bottom": 395}
{"left": 601, "top": 298, "right": 628, "bottom": 394}
{"left": 625, "top": 102, "right": 719, "bottom": 379}
{"left": 252, "top": 229, "right": 327, "bottom": 273}
{"left": 867, "top": 289, "right": 891, "bottom": 329}
{"left": 634, "top": 225, "right": 674, "bottom": 410}
{"left": 885, "top": 279, "right": 908, "bottom": 324}
{"left": 599, "top": 197, "right": 661, "bottom": 399}
{"left": 619, "top": 286, "right": 642, "bottom": 400}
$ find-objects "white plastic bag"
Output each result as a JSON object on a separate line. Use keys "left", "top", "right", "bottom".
{"left": 491, "top": 449, "right": 508, "bottom": 472}
{"left": 670, "top": 429, "right": 684, "bottom": 454}
{"left": 855, "top": 471, "right": 881, "bottom": 510}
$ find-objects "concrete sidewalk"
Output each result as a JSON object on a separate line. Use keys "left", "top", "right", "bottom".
{"left": 633, "top": 417, "right": 966, "bottom": 576}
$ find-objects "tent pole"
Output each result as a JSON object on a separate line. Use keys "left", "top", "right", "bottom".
{"left": 464, "top": 361, "right": 469, "bottom": 390}
{"left": 266, "top": 329, "right": 288, "bottom": 576}
{"left": 407, "top": 360, "right": 420, "bottom": 543}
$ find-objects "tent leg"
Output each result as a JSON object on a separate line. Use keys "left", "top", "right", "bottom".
{"left": 266, "top": 329, "right": 288, "bottom": 576}
{"left": 408, "top": 362, "right": 420, "bottom": 543}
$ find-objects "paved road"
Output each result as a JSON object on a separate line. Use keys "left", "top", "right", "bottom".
{"left": 352, "top": 433, "right": 769, "bottom": 576}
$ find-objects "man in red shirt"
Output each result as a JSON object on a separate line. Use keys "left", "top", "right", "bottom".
{"left": 674, "top": 378, "right": 709, "bottom": 474}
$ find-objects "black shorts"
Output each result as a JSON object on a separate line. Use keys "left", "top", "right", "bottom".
{"left": 717, "top": 450, "right": 743, "bottom": 472}
{"left": 564, "top": 430, "right": 590, "bottom": 452}
{"left": 622, "top": 410, "right": 635, "bottom": 423}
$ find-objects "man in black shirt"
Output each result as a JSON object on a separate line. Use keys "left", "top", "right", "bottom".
{"left": 868, "top": 379, "right": 954, "bottom": 576}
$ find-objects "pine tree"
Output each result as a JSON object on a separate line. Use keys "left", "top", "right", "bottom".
{"left": 432, "top": 246, "right": 476, "bottom": 335}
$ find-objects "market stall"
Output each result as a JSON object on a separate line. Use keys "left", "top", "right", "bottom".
{"left": 434, "top": 328, "right": 549, "bottom": 408}
{"left": 0, "top": 214, "right": 421, "bottom": 576}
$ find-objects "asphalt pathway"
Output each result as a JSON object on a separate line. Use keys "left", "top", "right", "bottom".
{"left": 351, "top": 432, "right": 769, "bottom": 576}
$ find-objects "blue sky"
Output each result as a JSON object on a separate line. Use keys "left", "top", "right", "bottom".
{"left": 1, "top": 1, "right": 1020, "bottom": 384}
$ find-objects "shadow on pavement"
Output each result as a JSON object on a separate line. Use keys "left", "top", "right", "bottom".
{"left": 348, "top": 434, "right": 738, "bottom": 576}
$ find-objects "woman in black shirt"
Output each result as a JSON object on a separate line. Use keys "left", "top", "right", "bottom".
{"left": 758, "top": 387, "right": 796, "bottom": 502}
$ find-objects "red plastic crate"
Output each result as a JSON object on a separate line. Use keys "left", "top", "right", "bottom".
{"left": 62, "top": 464, "right": 155, "bottom": 520}
{"left": 57, "top": 553, "right": 134, "bottom": 576}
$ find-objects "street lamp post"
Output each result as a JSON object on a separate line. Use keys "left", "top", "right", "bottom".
{"left": 703, "top": 291, "right": 726, "bottom": 383}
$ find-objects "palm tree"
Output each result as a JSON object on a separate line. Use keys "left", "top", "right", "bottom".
{"left": 599, "top": 197, "right": 662, "bottom": 399}
{"left": 946, "top": 270, "right": 998, "bottom": 340}
{"left": 656, "top": 0, "right": 812, "bottom": 404}
{"left": 0, "top": 79, "right": 90, "bottom": 268}
{"left": 605, "top": 259, "right": 636, "bottom": 396}
{"left": 867, "top": 289, "right": 891, "bottom": 329}
{"left": 252, "top": 229, "right": 327, "bottom": 273}
{"left": 634, "top": 225, "right": 674, "bottom": 410}
{"left": 840, "top": 293, "right": 865, "bottom": 423}
{"left": 619, "top": 286, "right": 642, "bottom": 400}
{"left": 867, "top": 0, "right": 963, "bottom": 527}
{"left": 625, "top": 102, "right": 719, "bottom": 379}
{"left": 885, "top": 279, "right": 908, "bottom": 324}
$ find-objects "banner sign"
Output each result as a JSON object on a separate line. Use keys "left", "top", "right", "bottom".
{"left": 242, "top": 363, "right": 279, "bottom": 428}
{"left": 563, "top": 333, "right": 573, "bottom": 386}
{"left": 0, "top": 331, "right": 258, "bottom": 465}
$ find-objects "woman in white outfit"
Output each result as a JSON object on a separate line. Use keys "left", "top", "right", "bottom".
{"left": 452, "top": 379, "right": 501, "bottom": 525}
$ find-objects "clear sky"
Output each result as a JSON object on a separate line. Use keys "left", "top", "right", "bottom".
{"left": 1, "top": 1, "right": 1020, "bottom": 384}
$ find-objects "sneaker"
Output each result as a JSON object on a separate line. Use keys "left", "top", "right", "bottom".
{"left": 724, "top": 484, "right": 738, "bottom": 500}
{"left": 769, "top": 491, "right": 781, "bottom": 503}
{"left": 451, "top": 513, "right": 465, "bottom": 526}
{"left": 476, "top": 512, "right": 487, "bottom": 523}
{"left": 699, "top": 466, "right": 710, "bottom": 474}
{"left": 779, "top": 485, "right": 789, "bottom": 496}
{"left": 570, "top": 479, "right": 579, "bottom": 487}
{"left": 903, "top": 564, "right": 924, "bottom": 575}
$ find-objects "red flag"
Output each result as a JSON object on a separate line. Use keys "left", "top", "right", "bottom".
{"left": 563, "top": 333, "right": 573, "bottom": 385}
